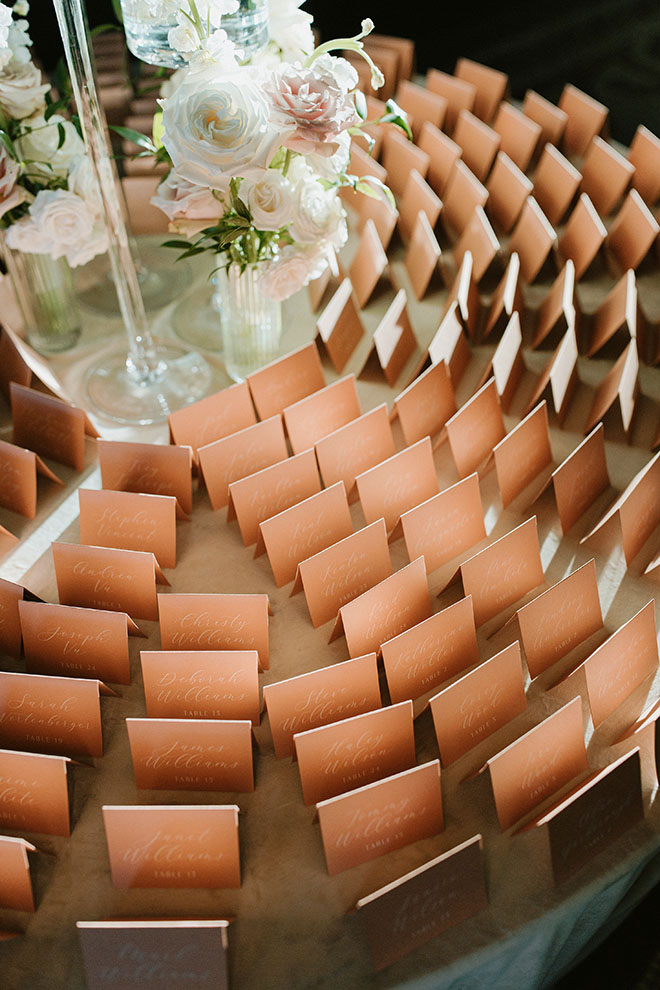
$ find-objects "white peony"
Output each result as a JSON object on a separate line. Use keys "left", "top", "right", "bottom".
{"left": 17, "top": 113, "right": 84, "bottom": 175}
{"left": 289, "top": 178, "right": 346, "bottom": 246}
{"left": 243, "top": 171, "right": 293, "bottom": 231}
{"left": 67, "top": 156, "right": 103, "bottom": 217}
{"left": 0, "top": 3, "right": 13, "bottom": 63}
{"left": 0, "top": 61, "right": 47, "bottom": 119}
{"left": 151, "top": 167, "right": 225, "bottom": 220}
{"left": 306, "top": 129, "right": 351, "bottom": 182}
{"left": 4, "top": 214, "right": 43, "bottom": 253}
{"left": 159, "top": 65, "right": 188, "bottom": 99}
{"left": 64, "top": 220, "right": 109, "bottom": 267}
{"left": 7, "top": 17, "right": 31, "bottom": 64}
{"left": 260, "top": 243, "right": 327, "bottom": 301}
{"left": 29, "top": 189, "right": 94, "bottom": 258}
{"left": 267, "top": 0, "right": 314, "bottom": 61}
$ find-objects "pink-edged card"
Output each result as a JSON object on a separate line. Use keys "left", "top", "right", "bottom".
{"left": 550, "top": 424, "right": 610, "bottom": 534}
{"left": 523, "top": 326, "right": 578, "bottom": 424}
{"left": 446, "top": 378, "right": 505, "bottom": 479}
{"left": 531, "top": 260, "right": 577, "bottom": 350}
{"left": 78, "top": 488, "right": 183, "bottom": 570}
{"left": 282, "top": 374, "right": 361, "bottom": 456}
{"left": 400, "top": 474, "right": 486, "bottom": 576}
{"left": 584, "top": 340, "right": 638, "bottom": 440}
{"left": 0, "top": 325, "right": 32, "bottom": 402}
{"left": 351, "top": 186, "right": 398, "bottom": 249}
{"left": 0, "top": 748, "right": 71, "bottom": 835}
{"left": 246, "top": 341, "right": 325, "bottom": 420}
{"left": 479, "top": 311, "right": 524, "bottom": 413}
{"left": 381, "top": 595, "right": 479, "bottom": 706}
{"left": 0, "top": 835, "right": 36, "bottom": 911}
{"left": 167, "top": 380, "right": 257, "bottom": 454}
{"left": 198, "top": 414, "right": 288, "bottom": 511}
{"left": 362, "top": 289, "right": 418, "bottom": 387}
{"left": 10, "top": 382, "right": 98, "bottom": 472}
{"left": 0, "top": 523, "right": 18, "bottom": 557}
{"left": 52, "top": 542, "right": 167, "bottom": 622}
{"left": 481, "top": 252, "right": 523, "bottom": 341}
{"left": 0, "top": 438, "right": 62, "bottom": 519}
{"left": 356, "top": 436, "right": 439, "bottom": 534}
{"left": 316, "top": 278, "right": 365, "bottom": 373}
{"left": 354, "top": 834, "right": 487, "bottom": 972}
{"left": 494, "top": 402, "right": 553, "bottom": 508}
{"left": 440, "top": 248, "right": 481, "bottom": 339}
{"left": 348, "top": 219, "right": 390, "bottom": 309}
{"left": 158, "top": 593, "right": 270, "bottom": 669}
{"left": 430, "top": 642, "right": 526, "bottom": 765}
{"left": 264, "top": 653, "right": 381, "bottom": 759}
{"left": 392, "top": 360, "right": 456, "bottom": 447}
{"left": 98, "top": 439, "right": 193, "bottom": 516}
{"left": 127, "top": 717, "right": 254, "bottom": 792}
{"left": 486, "top": 152, "right": 533, "bottom": 234}
{"left": 314, "top": 403, "right": 396, "bottom": 498}
{"left": 103, "top": 805, "right": 240, "bottom": 888}
{"left": 0, "top": 577, "right": 41, "bottom": 659}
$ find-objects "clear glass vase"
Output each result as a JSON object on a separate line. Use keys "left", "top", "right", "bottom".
{"left": 1, "top": 242, "right": 82, "bottom": 354}
{"left": 215, "top": 264, "right": 282, "bottom": 383}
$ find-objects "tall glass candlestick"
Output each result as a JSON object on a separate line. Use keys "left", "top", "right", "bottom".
{"left": 52, "top": 0, "right": 213, "bottom": 424}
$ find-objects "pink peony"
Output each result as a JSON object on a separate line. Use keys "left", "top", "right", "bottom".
{"left": 151, "top": 168, "right": 225, "bottom": 222}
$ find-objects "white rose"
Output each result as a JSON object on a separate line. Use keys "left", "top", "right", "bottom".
{"left": 64, "top": 220, "right": 109, "bottom": 267}
{"left": 0, "top": 62, "right": 48, "bottom": 119}
{"left": 17, "top": 114, "right": 84, "bottom": 176}
{"left": 29, "top": 188, "right": 94, "bottom": 259}
{"left": 0, "top": 3, "right": 12, "bottom": 54}
{"left": 244, "top": 171, "right": 293, "bottom": 231}
{"left": 159, "top": 65, "right": 188, "bottom": 99}
{"left": 4, "top": 215, "right": 48, "bottom": 254}
{"left": 290, "top": 179, "right": 346, "bottom": 245}
{"left": 307, "top": 129, "right": 351, "bottom": 182}
{"left": 267, "top": 0, "right": 314, "bottom": 61}
{"left": 151, "top": 168, "right": 225, "bottom": 221}
{"left": 7, "top": 18, "right": 31, "bottom": 65}
{"left": 67, "top": 156, "right": 103, "bottom": 217}
{"left": 260, "top": 244, "right": 326, "bottom": 301}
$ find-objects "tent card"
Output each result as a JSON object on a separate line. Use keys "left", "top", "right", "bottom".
{"left": 102, "top": 805, "right": 240, "bottom": 888}
{"left": 19, "top": 600, "right": 139, "bottom": 685}
{"left": 98, "top": 439, "right": 193, "bottom": 516}
{"left": 0, "top": 670, "right": 105, "bottom": 758}
{"left": 515, "top": 559, "right": 603, "bottom": 679}
{"left": 316, "top": 278, "right": 365, "bottom": 374}
{"left": 52, "top": 542, "right": 166, "bottom": 622}
{"left": 585, "top": 269, "right": 637, "bottom": 357}
{"left": 507, "top": 197, "right": 556, "bottom": 284}
{"left": 167, "top": 379, "right": 257, "bottom": 453}
{"left": 246, "top": 341, "right": 325, "bottom": 420}
{"left": 10, "top": 382, "right": 98, "bottom": 472}
{"left": 348, "top": 218, "right": 389, "bottom": 308}
{"left": 141, "top": 650, "right": 260, "bottom": 725}
{"left": 158, "top": 594, "right": 270, "bottom": 670}
{"left": 392, "top": 360, "right": 457, "bottom": 447}
{"left": 294, "top": 518, "right": 393, "bottom": 629}
{"left": 0, "top": 836, "right": 36, "bottom": 912}
{"left": 314, "top": 403, "right": 396, "bottom": 497}
{"left": 551, "top": 424, "right": 610, "bottom": 534}
{"left": 584, "top": 340, "right": 638, "bottom": 439}
{"left": 366, "top": 289, "right": 417, "bottom": 387}
{"left": 400, "top": 474, "right": 486, "bottom": 576}
{"left": 0, "top": 325, "right": 32, "bottom": 402}
{"left": 493, "top": 402, "right": 553, "bottom": 508}
{"left": 0, "top": 438, "right": 62, "bottom": 518}
{"left": 127, "top": 717, "right": 254, "bottom": 792}
{"left": 198, "top": 414, "right": 288, "bottom": 511}
{"left": 294, "top": 700, "right": 416, "bottom": 805}
{"left": 482, "top": 252, "right": 523, "bottom": 340}
{"left": 430, "top": 642, "right": 526, "bottom": 766}
{"left": 459, "top": 517, "right": 544, "bottom": 627}
{"left": 282, "top": 375, "right": 361, "bottom": 456}
{"left": 381, "top": 596, "right": 479, "bottom": 706}
{"left": 0, "top": 748, "right": 71, "bottom": 835}
{"left": 0, "top": 577, "right": 39, "bottom": 659}
{"left": 486, "top": 697, "right": 588, "bottom": 831}
{"left": 355, "top": 834, "right": 488, "bottom": 972}
{"left": 523, "top": 326, "right": 578, "bottom": 424}
{"left": 404, "top": 210, "right": 442, "bottom": 300}
{"left": 79, "top": 489, "right": 183, "bottom": 570}
{"left": 334, "top": 557, "right": 432, "bottom": 659}
{"left": 397, "top": 169, "right": 442, "bottom": 243}
{"left": 356, "top": 437, "right": 439, "bottom": 534}
{"left": 446, "top": 379, "right": 505, "bottom": 479}
{"left": 531, "top": 260, "right": 576, "bottom": 350}
{"left": 227, "top": 449, "right": 321, "bottom": 547}
{"left": 77, "top": 920, "right": 231, "bottom": 990}
{"left": 483, "top": 311, "right": 524, "bottom": 413}
{"left": 425, "top": 303, "right": 471, "bottom": 388}
{"left": 263, "top": 653, "right": 381, "bottom": 759}
{"left": 317, "top": 760, "right": 443, "bottom": 875}
{"left": 486, "top": 152, "right": 533, "bottom": 234}
{"left": 583, "top": 601, "right": 658, "bottom": 728}
{"left": 257, "top": 482, "right": 353, "bottom": 588}
{"left": 558, "top": 193, "right": 607, "bottom": 279}
{"left": 0, "top": 523, "right": 18, "bottom": 557}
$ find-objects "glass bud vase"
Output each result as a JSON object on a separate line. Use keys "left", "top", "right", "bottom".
{"left": 215, "top": 264, "right": 282, "bottom": 383}
{"left": 1, "top": 243, "right": 82, "bottom": 354}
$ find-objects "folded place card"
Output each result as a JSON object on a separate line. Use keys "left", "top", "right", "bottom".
{"left": 10, "top": 382, "right": 98, "bottom": 472}
{"left": 584, "top": 339, "right": 638, "bottom": 440}
{"left": 246, "top": 341, "right": 325, "bottom": 420}
{"left": 167, "top": 380, "right": 257, "bottom": 454}
{"left": 446, "top": 378, "right": 505, "bottom": 479}
{"left": 364, "top": 289, "right": 418, "bottom": 387}
{"left": 314, "top": 403, "right": 396, "bottom": 497}
{"left": 481, "top": 311, "right": 524, "bottom": 413}
{"left": 583, "top": 600, "right": 658, "bottom": 728}
{"left": 0, "top": 748, "right": 71, "bottom": 835}
{"left": 453, "top": 109, "right": 501, "bottom": 182}
{"left": 417, "top": 121, "right": 461, "bottom": 197}
{"left": 522, "top": 90, "right": 567, "bottom": 148}
{"left": 308, "top": 246, "right": 342, "bottom": 312}
{"left": 397, "top": 169, "right": 442, "bottom": 243}
{"left": 453, "top": 206, "right": 501, "bottom": 283}
{"left": 77, "top": 919, "right": 231, "bottom": 990}
{"left": 395, "top": 78, "right": 447, "bottom": 140}
{"left": 608, "top": 190, "right": 660, "bottom": 273}
{"left": 316, "top": 278, "right": 365, "bottom": 374}
{"left": 264, "top": 653, "right": 381, "bottom": 759}
{"left": 0, "top": 325, "right": 32, "bottom": 402}
{"left": 507, "top": 197, "right": 557, "bottom": 284}
{"left": 53, "top": 542, "right": 166, "bottom": 622}
{"left": 381, "top": 128, "right": 430, "bottom": 198}
{"left": 282, "top": 374, "right": 361, "bottom": 456}
{"left": 404, "top": 210, "right": 443, "bottom": 300}
{"left": 0, "top": 577, "right": 40, "bottom": 659}
{"left": 227, "top": 448, "right": 321, "bottom": 547}
{"left": 352, "top": 185, "right": 398, "bottom": 249}
{"left": 0, "top": 669, "right": 106, "bottom": 758}
{"left": 294, "top": 700, "right": 416, "bottom": 805}
{"left": 455, "top": 58, "right": 509, "bottom": 123}
{"left": 392, "top": 360, "right": 457, "bottom": 447}
{"left": 486, "top": 152, "right": 533, "bottom": 233}
{"left": 348, "top": 218, "right": 390, "bottom": 309}
{"left": 441, "top": 160, "right": 489, "bottom": 238}
{"left": 523, "top": 326, "right": 578, "bottom": 424}
{"left": 158, "top": 594, "right": 270, "bottom": 670}
{"left": 198, "top": 414, "right": 289, "bottom": 511}
{"left": 348, "top": 141, "right": 387, "bottom": 185}
{"left": 532, "top": 144, "right": 582, "bottom": 227}
{"left": 494, "top": 402, "right": 553, "bottom": 508}
{"left": 103, "top": 805, "right": 240, "bottom": 888}
{"left": 98, "top": 439, "right": 193, "bottom": 516}
{"left": 580, "top": 135, "right": 634, "bottom": 217}
{"left": 559, "top": 83, "right": 608, "bottom": 159}
{"left": 493, "top": 102, "right": 541, "bottom": 172}
{"left": 356, "top": 437, "right": 439, "bottom": 534}
{"left": 0, "top": 523, "right": 18, "bottom": 556}
{"left": 558, "top": 194, "right": 607, "bottom": 280}
{"left": 459, "top": 516, "right": 544, "bottom": 627}
{"left": 294, "top": 518, "right": 393, "bottom": 630}
{"left": 0, "top": 835, "right": 36, "bottom": 912}
{"left": 0, "top": 438, "right": 62, "bottom": 519}
{"left": 585, "top": 269, "right": 637, "bottom": 357}
{"left": 317, "top": 759, "right": 443, "bottom": 875}
{"left": 629, "top": 124, "right": 660, "bottom": 203}
{"left": 425, "top": 68, "right": 476, "bottom": 133}
{"left": 20, "top": 600, "right": 140, "bottom": 685}
{"left": 515, "top": 559, "right": 603, "bottom": 679}
{"left": 482, "top": 252, "right": 523, "bottom": 341}
{"left": 440, "top": 248, "right": 481, "bottom": 339}
{"left": 485, "top": 697, "right": 588, "bottom": 830}
{"left": 79, "top": 488, "right": 182, "bottom": 571}
{"left": 127, "top": 717, "right": 254, "bottom": 792}
{"left": 430, "top": 642, "right": 526, "bottom": 766}
{"left": 381, "top": 595, "right": 479, "bottom": 706}
{"left": 399, "top": 474, "right": 486, "bottom": 576}
{"left": 354, "top": 833, "right": 487, "bottom": 972}
{"left": 333, "top": 557, "right": 432, "bottom": 659}
{"left": 425, "top": 302, "right": 471, "bottom": 387}
{"left": 551, "top": 424, "right": 610, "bottom": 534}
{"left": 531, "top": 260, "right": 576, "bottom": 350}
{"left": 141, "top": 649, "right": 260, "bottom": 725}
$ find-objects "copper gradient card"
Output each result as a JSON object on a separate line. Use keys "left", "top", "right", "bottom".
{"left": 368, "top": 289, "right": 418, "bottom": 387}
{"left": 0, "top": 577, "right": 39, "bottom": 659}
{"left": 283, "top": 375, "right": 361, "bottom": 456}
{"left": 531, "top": 260, "right": 576, "bottom": 350}
{"left": 404, "top": 211, "right": 442, "bottom": 301}
{"left": 583, "top": 340, "right": 638, "bottom": 439}
{"left": 141, "top": 650, "right": 260, "bottom": 725}
{"left": 551, "top": 424, "right": 610, "bottom": 534}
{"left": 158, "top": 594, "right": 270, "bottom": 670}
{"left": 486, "top": 311, "right": 524, "bottom": 413}
{"left": 446, "top": 379, "right": 505, "bottom": 479}
{"left": 10, "top": 382, "right": 98, "bottom": 472}
{"left": 392, "top": 360, "right": 457, "bottom": 447}
{"left": 482, "top": 252, "right": 523, "bottom": 340}
{"left": 523, "top": 326, "right": 578, "bottom": 424}
{"left": 97, "top": 439, "right": 193, "bottom": 516}
{"left": 246, "top": 341, "right": 325, "bottom": 420}
{"left": 0, "top": 835, "right": 36, "bottom": 912}
{"left": 348, "top": 218, "right": 389, "bottom": 309}
{"left": 167, "top": 380, "right": 257, "bottom": 453}
{"left": 316, "top": 278, "right": 365, "bottom": 374}
{"left": 102, "top": 805, "right": 240, "bottom": 888}
{"left": 0, "top": 439, "right": 62, "bottom": 519}
{"left": 486, "top": 153, "right": 533, "bottom": 234}
{"left": 314, "top": 403, "right": 396, "bottom": 497}
{"left": 426, "top": 303, "right": 471, "bottom": 388}
{"left": 198, "top": 414, "right": 289, "bottom": 511}
{"left": 356, "top": 437, "right": 439, "bottom": 534}
{"left": 493, "top": 402, "right": 553, "bottom": 508}
{"left": 400, "top": 474, "right": 486, "bottom": 576}
{"left": 0, "top": 748, "right": 71, "bottom": 835}
{"left": 78, "top": 488, "right": 182, "bottom": 570}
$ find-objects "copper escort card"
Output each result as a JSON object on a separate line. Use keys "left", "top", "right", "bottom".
{"left": 334, "top": 557, "right": 432, "bottom": 659}
{"left": 404, "top": 211, "right": 442, "bottom": 300}
{"left": 167, "top": 380, "right": 257, "bottom": 453}
{"left": 294, "top": 700, "right": 415, "bottom": 805}
{"left": 127, "top": 717, "right": 254, "bottom": 792}
{"left": 0, "top": 577, "right": 38, "bottom": 659}
{"left": 482, "top": 252, "right": 523, "bottom": 340}
{"left": 446, "top": 379, "right": 505, "bottom": 479}
{"left": 493, "top": 402, "right": 553, "bottom": 508}
{"left": 0, "top": 325, "right": 32, "bottom": 401}
{"left": 282, "top": 375, "right": 361, "bottom": 456}
{"left": 430, "top": 642, "right": 526, "bottom": 765}
{"left": 263, "top": 653, "right": 381, "bottom": 759}
{"left": 531, "top": 260, "right": 576, "bottom": 349}
{"left": 356, "top": 437, "right": 439, "bottom": 534}
{"left": 486, "top": 697, "right": 588, "bottom": 830}
{"left": 102, "top": 805, "right": 240, "bottom": 888}
{"left": 141, "top": 650, "right": 260, "bottom": 725}
{"left": 425, "top": 303, "right": 471, "bottom": 388}
{"left": 0, "top": 835, "right": 36, "bottom": 911}
{"left": 355, "top": 834, "right": 487, "bottom": 971}
{"left": 19, "top": 600, "right": 140, "bottom": 685}
{"left": 515, "top": 559, "right": 603, "bottom": 679}
{"left": 79, "top": 489, "right": 182, "bottom": 570}
{"left": 314, "top": 403, "right": 396, "bottom": 497}
{"left": 0, "top": 439, "right": 62, "bottom": 518}
{"left": 52, "top": 542, "right": 166, "bottom": 622}
{"left": 459, "top": 517, "right": 544, "bottom": 627}
{"left": 316, "top": 278, "right": 365, "bottom": 373}
{"left": 77, "top": 919, "right": 231, "bottom": 990}
{"left": 246, "top": 341, "right": 325, "bottom": 419}
{"left": 486, "top": 153, "right": 533, "bottom": 234}
{"left": 366, "top": 289, "right": 417, "bottom": 387}
{"left": 585, "top": 269, "right": 637, "bottom": 357}
{"left": 558, "top": 193, "right": 607, "bottom": 279}
{"left": 551, "top": 424, "right": 610, "bottom": 534}
{"left": 400, "top": 474, "right": 486, "bottom": 575}
{"left": 391, "top": 360, "right": 457, "bottom": 446}
{"left": 484, "top": 311, "right": 524, "bottom": 413}
{"left": 584, "top": 340, "right": 638, "bottom": 440}
{"left": 158, "top": 594, "right": 270, "bottom": 669}
{"left": 98, "top": 439, "right": 193, "bottom": 516}
{"left": 293, "top": 518, "right": 393, "bottom": 629}
{"left": 348, "top": 218, "right": 389, "bottom": 308}
{"left": 418, "top": 121, "right": 461, "bottom": 195}
{"left": 523, "top": 326, "right": 578, "bottom": 424}
{"left": 10, "top": 382, "right": 98, "bottom": 472}
{"left": 317, "top": 760, "right": 443, "bottom": 875}
{"left": 381, "top": 596, "right": 479, "bottom": 705}
{"left": 198, "top": 414, "right": 289, "bottom": 511}
{"left": 0, "top": 748, "right": 71, "bottom": 835}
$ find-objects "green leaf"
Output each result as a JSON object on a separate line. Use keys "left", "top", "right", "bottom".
{"left": 355, "top": 90, "right": 367, "bottom": 120}
{"left": 233, "top": 197, "right": 251, "bottom": 221}
{"left": 111, "top": 0, "right": 124, "bottom": 24}
{"left": 0, "top": 130, "right": 17, "bottom": 160}
{"left": 109, "top": 125, "right": 156, "bottom": 153}
{"left": 162, "top": 239, "right": 197, "bottom": 250}
{"left": 355, "top": 176, "right": 396, "bottom": 209}
{"left": 56, "top": 122, "right": 66, "bottom": 151}
{"left": 384, "top": 99, "right": 413, "bottom": 141}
